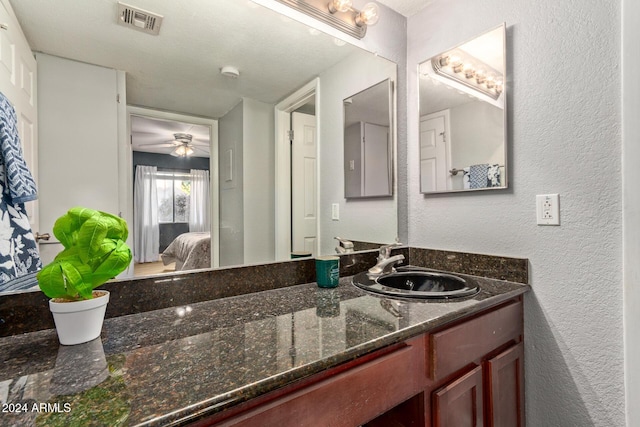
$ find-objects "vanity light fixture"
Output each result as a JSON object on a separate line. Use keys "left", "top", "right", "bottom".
{"left": 432, "top": 49, "right": 503, "bottom": 99}
{"left": 273, "top": 0, "right": 380, "bottom": 39}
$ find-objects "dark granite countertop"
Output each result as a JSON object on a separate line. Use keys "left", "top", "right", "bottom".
{"left": 0, "top": 272, "right": 529, "bottom": 427}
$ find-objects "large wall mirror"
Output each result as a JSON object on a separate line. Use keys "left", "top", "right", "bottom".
{"left": 419, "top": 24, "right": 507, "bottom": 194}
{"left": 2, "top": 0, "right": 398, "bottom": 294}
{"left": 344, "top": 79, "right": 393, "bottom": 199}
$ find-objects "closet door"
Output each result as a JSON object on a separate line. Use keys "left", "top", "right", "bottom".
{"left": 36, "top": 53, "right": 120, "bottom": 264}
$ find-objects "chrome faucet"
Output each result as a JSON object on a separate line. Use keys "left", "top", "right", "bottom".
{"left": 368, "top": 241, "right": 404, "bottom": 275}
{"left": 334, "top": 236, "right": 354, "bottom": 254}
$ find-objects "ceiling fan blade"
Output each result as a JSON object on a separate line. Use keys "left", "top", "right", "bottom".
{"left": 137, "top": 142, "right": 177, "bottom": 148}
{"left": 191, "top": 145, "right": 210, "bottom": 154}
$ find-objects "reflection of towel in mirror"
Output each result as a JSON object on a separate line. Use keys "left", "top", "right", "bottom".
{"left": 0, "top": 92, "right": 37, "bottom": 203}
{"left": 487, "top": 164, "right": 501, "bottom": 187}
{"left": 463, "top": 167, "right": 471, "bottom": 189}
{"left": 464, "top": 164, "right": 502, "bottom": 189}
{"left": 0, "top": 91, "right": 41, "bottom": 291}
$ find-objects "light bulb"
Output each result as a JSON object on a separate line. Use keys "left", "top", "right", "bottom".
{"left": 174, "top": 146, "right": 194, "bottom": 157}
{"left": 438, "top": 56, "right": 450, "bottom": 67}
{"left": 463, "top": 64, "right": 475, "bottom": 79}
{"left": 356, "top": 2, "right": 379, "bottom": 26}
{"left": 328, "top": 0, "right": 352, "bottom": 13}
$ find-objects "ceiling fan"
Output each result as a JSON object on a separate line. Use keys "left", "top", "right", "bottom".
{"left": 169, "top": 133, "right": 196, "bottom": 157}
{"left": 135, "top": 131, "right": 210, "bottom": 157}
{"left": 131, "top": 115, "right": 211, "bottom": 157}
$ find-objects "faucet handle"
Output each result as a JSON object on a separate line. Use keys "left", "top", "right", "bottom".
{"left": 379, "top": 239, "right": 402, "bottom": 258}
{"left": 334, "top": 236, "right": 354, "bottom": 248}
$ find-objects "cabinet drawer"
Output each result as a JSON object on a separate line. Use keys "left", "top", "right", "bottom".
{"left": 216, "top": 336, "right": 424, "bottom": 427}
{"left": 429, "top": 300, "right": 523, "bottom": 380}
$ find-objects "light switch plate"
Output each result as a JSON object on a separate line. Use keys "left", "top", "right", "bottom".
{"left": 536, "top": 194, "right": 560, "bottom": 225}
{"left": 332, "top": 203, "right": 339, "bottom": 221}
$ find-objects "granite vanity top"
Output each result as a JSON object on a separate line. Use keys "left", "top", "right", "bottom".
{"left": 0, "top": 272, "right": 529, "bottom": 427}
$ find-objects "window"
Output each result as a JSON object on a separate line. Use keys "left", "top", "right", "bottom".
{"left": 157, "top": 171, "right": 191, "bottom": 223}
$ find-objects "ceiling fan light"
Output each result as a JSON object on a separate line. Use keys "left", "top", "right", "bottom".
{"left": 172, "top": 145, "right": 194, "bottom": 157}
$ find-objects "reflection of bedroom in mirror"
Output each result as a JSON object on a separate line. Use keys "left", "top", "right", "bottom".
{"left": 419, "top": 24, "right": 507, "bottom": 194}
{"left": 344, "top": 79, "right": 393, "bottom": 198}
{"left": 129, "top": 109, "right": 218, "bottom": 277}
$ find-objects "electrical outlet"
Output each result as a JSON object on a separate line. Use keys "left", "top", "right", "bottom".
{"left": 536, "top": 194, "right": 560, "bottom": 225}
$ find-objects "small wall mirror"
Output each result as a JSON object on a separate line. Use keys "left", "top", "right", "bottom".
{"left": 344, "top": 79, "right": 393, "bottom": 198}
{"left": 419, "top": 24, "right": 507, "bottom": 194}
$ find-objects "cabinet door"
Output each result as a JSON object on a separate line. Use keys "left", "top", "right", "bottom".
{"left": 486, "top": 342, "right": 525, "bottom": 427}
{"left": 433, "top": 365, "right": 484, "bottom": 427}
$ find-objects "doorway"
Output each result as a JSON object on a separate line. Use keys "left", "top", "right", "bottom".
{"left": 274, "top": 79, "right": 319, "bottom": 260}
{"left": 124, "top": 106, "right": 219, "bottom": 274}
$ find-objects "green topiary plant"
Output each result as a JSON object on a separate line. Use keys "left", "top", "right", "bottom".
{"left": 37, "top": 207, "right": 132, "bottom": 301}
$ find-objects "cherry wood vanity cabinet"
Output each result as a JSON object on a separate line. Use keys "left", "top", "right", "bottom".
{"left": 190, "top": 297, "right": 525, "bottom": 427}
{"left": 427, "top": 298, "right": 525, "bottom": 427}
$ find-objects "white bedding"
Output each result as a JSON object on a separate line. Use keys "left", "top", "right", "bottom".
{"left": 161, "top": 232, "right": 211, "bottom": 271}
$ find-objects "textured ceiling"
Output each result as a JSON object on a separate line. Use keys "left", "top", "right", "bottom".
{"left": 8, "top": 0, "right": 362, "bottom": 119}
{"left": 8, "top": 0, "right": 412, "bottom": 156}
{"left": 376, "top": 0, "right": 432, "bottom": 17}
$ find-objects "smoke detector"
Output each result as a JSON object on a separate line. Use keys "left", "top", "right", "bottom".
{"left": 117, "top": 2, "right": 163, "bottom": 35}
{"left": 220, "top": 66, "right": 240, "bottom": 78}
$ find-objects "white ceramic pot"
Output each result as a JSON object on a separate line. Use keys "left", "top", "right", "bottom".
{"left": 49, "top": 291, "right": 110, "bottom": 345}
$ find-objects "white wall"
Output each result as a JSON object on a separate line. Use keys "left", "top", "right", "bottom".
{"left": 318, "top": 50, "right": 398, "bottom": 255}
{"left": 450, "top": 101, "right": 504, "bottom": 166}
{"left": 408, "top": 1, "right": 624, "bottom": 426}
{"left": 218, "top": 101, "right": 244, "bottom": 266}
{"left": 243, "top": 98, "right": 275, "bottom": 264}
{"left": 622, "top": 0, "right": 640, "bottom": 425}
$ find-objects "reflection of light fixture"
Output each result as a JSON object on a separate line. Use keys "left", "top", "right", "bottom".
{"left": 173, "top": 145, "right": 194, "bottom": 157}
{"left": 273, "top": 0, "right": 380, "bottom": 39}
{"left": 171, "top": 133, "right": 195, "bottom": 157}
{"left": 432, "top": 49, "right": 503, "bottom": 100}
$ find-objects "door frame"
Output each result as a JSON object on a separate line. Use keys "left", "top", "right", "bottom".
{"left": 123, "top": 106, "right": 220, "bottom": 268}
{"left": 274, "top": 78, "right": 319, "bottom": 260}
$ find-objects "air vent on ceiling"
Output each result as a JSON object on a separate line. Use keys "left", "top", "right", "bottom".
{"left": 117, "top": 2, "right": 163, "bottom": 35}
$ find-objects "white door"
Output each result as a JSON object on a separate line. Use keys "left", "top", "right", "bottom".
{"left": 363, "top": 123, "right": 390, "bottom": 196}
{"left": 420, "top": 111, "right": 450, "bottom": 192}
{"left": 36, "top": 54, "right": 121, "bottom": 265}
{"left": 291, "top": 112, "right": 317, "bottom": 256}
{"left": 0, "top": 1, "right": 38, "bottom": 233}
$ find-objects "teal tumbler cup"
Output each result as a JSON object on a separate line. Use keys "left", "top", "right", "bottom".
{"left": 315, "top": 256, "right": 340, "bottom": 288}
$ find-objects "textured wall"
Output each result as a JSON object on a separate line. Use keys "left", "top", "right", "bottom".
{"left": 407, "top": 1, "right": 624, "bottom": 426}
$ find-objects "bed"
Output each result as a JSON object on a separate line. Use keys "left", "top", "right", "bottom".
{"left": 161, "top": 232, "right": 211, "bottom": 271}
